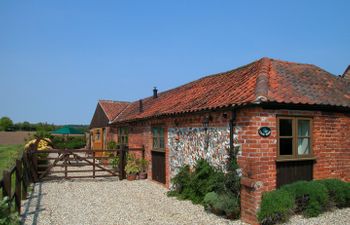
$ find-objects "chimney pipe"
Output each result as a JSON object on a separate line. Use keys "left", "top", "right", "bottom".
{"left": 153, "top": 87, "right": 158, "bottom": 98}
{"left": 139, "top": 99, "right": 143, "bottom": 113}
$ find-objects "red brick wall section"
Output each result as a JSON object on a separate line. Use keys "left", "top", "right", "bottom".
{"left": 236, "top": 107, "right": 350, "bottom": 225}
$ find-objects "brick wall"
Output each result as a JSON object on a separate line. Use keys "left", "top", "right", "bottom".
{"left": 236, "top": 106, "right": 350, "bottom": 225}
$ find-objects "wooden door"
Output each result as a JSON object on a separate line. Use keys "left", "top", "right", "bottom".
{"left": 152, "top": 151, "right": 165, "bottom": 184}
{"left": 276, "top": 160, "right": 314, "bottom": 188}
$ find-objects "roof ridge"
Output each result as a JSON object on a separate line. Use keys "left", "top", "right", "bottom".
{"left": 99, "top": 99, "right": 131, "bottom": 104}
{"left": 254, "top": 57, "right": 271, "bottom": 103}
{"left": 110, "top": 103, "right": 132, "bottom": 123}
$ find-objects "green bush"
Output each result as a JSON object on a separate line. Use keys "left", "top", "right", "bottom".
{"left": 204, "top": 192, "right": 240, "bottom": 219}
{"left": 281, "top": 181, "right": 328, "bottom": 217}
{"left": 258, "top": 179, "right": 350, "bottom": 224}
{"left": 168, "top": 159, "right": 226, "bottom": 204}
{"left": 51, "top": 136, "right": 85, "bottom": 149}
{"left": 258, "top": 189, "right": 294, "bottom": 225}
{"left": 316, "top": 179, "right": 350, "bottom": 208}
{"left": 0, "top": 197, "right": 19, "bottom": 225}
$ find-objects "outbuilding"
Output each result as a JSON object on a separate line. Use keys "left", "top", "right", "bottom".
{"left": 102, "top": 57, "right": 349, "bottom": 224}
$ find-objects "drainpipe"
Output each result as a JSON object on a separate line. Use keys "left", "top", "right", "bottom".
{"left": 229, "top": 108, "right": 237, "bottom": 154}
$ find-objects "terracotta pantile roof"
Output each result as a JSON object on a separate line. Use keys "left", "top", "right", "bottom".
{"left": 98, "top": 100, "right": 130, "bottom": 122}
{"left": 113, "top": 58, "right": 350, "bottom": 123}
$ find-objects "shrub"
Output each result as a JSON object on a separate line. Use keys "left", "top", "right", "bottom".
{"left": 0, "top": 197, "right": 19, "bottom": 225}
{"left": 281, "top": 181, "right": 328, "bottom": 217}
{"left": 169, "top": 159, "right": 226, "bottom": 204}
{"left": 107, "top": 141, "right": 117, "bottom": 150}
{"left": 316, "top": 179, "right": 350, "bottom": 208}
{"left": 203, "top": 192, "right": 240, "bottom": 219}
{"left": 258, "top": 189, "right": 294, "bottom": 225}
{"left": 51, "top": 136, "right": 85, "bottom": 149}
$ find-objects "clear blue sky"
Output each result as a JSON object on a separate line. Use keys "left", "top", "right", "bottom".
{"left": 0, "top": 1, "right": 349, "bottom": 125}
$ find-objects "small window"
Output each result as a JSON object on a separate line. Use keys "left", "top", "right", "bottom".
{"left": 117, "top": 127, "right": 128, "bottom": 145}
{"left": 152, "top": 127, "right": 164, "bottom": 151}
{"left": 278, "top": 117, "right": 312, "bottom": 159}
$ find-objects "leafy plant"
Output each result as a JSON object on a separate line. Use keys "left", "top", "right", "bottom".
{"left": 258, "top": 189, "right": 294, "bottom": 225}
{"left": 281, "top": 181, "right": 328, "bottom": 217}
{"left": 0, "top": 197, "right": 19, "bottom": 225}
{"left": 204, "top": 192, "right": 240, "bottom": 219}
{"left": 316, "top": 179, "right": 350, "bottom": 208}
{"left": 125, "top": 154, "right": 140, "bottom": 175}
{"left": 109, "top": 155, "right": 120, "bottom": 168}
{"left": 137, "top": 158, "right": 149, "bottom": 172}
{"left": 107, "top": 141, "right": 117, "bottom": 150}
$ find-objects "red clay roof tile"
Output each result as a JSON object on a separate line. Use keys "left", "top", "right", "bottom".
{"left": 112, "top": 58, "right": 350, "bottom": 123}
{"left": 98, "top": 100, "right": 130, "bottom": 122}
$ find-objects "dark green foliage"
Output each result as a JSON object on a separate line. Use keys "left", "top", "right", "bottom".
{"left": 258, "top": 189, "right": 294, "bottom": 225}
{"left": 281, "top": 181, "right": 328, "bottom": 217}
{"left": 51, "top": 136, "right": 85, "bottom": 149}
{"left": 258, "top": 179, "right": 350, "bottom": 224}
{"left": 168, "top": 155, "right": 241, "bottom": 219}
{"left": 168, "top": 160, "right": 226, "bottom": 204}
{"left": 0, "top": 197, "right": 19, "bottom": 225}
{"left": 0, "top": 117, "right": 13, "bottom": 131}
{"left": 204, "top": 192, "right": 240, "bottom": 219}
{"left": 316, "top": 179, "right": 350, "bottom": 208}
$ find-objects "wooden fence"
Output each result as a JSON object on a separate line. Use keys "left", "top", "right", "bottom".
{"left": 0, "top": 152, "right": 32, "bottom": 214}
{"left": 0, "top": 145, "right": 145, "bottom": 215}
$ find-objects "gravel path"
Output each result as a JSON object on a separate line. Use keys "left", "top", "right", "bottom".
{"left": 21, "top": 179, "right": 246, "bottom": 225}
{"left": 21, "top": 177, "right": 350, "bottom": 225}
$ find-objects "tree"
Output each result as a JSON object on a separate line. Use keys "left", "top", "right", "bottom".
{"left": 0, "top": 117, "right": 13, "bottom": 131}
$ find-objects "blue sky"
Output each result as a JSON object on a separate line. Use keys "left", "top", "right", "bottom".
{"left": 0, "top": 1, "right": 349, "bottom": 124}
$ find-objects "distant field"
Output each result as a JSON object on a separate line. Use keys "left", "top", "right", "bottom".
{"left": 0, "top": 144, "right": 23, "bottom": 179}
{"left": 0, "top": 131, "right": 35, "bottom": 145}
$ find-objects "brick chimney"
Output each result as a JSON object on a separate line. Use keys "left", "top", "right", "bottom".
{"left": 342, "top": 65, "right": 350, "bottom": 80}
{"left": 139, "top": 99, "right": 143, "bottom": 113}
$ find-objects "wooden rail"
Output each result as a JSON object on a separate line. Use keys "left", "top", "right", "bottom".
{"left": 0, "top": 152, "right": 32, "bottom": 214}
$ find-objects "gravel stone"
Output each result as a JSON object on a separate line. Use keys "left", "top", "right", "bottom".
{"left": 21, "top": 179, "right": 246, "bottom": 225}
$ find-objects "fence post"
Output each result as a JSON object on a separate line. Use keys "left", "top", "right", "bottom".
{"left": 64, "top": 153, "right": 68, "bottom": 179}
{"left": 22, "top": 155, "right": 28, "bottom": 199}
{"left": 2, "top": 170, "right": 11, "bottom": 213}
{"left": 31, "top": 151, "right": 39, "bottom": 182}
{"left": 15, "top": 159, "right": 22, "bottom": 214}
{"left": 92, "top": 151, "right": 96, "bottom": 178}
{"left": 119, "top": 145, "right": 126, "bottom": 180}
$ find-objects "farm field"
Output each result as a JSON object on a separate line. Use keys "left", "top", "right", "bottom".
{"left": 0, "top": 131, "right": 34, "bottom": 145}
{"left": 0, "top": 144, "right": 23, "bottom": 179}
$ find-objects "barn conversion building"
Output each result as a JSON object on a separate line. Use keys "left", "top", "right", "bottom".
{"left": 90, "top": 57, "right": 350, "bottom": 224}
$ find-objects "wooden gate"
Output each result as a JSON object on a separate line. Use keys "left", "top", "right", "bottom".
{"left": 152, "top": 151, "right": 165, "bottom": 184}
{"left": 28, "top": 146, "right": 144, "bottom": 182}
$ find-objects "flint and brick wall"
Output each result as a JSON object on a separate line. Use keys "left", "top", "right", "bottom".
{"left": 110, "top": 106, "right": 350, "bottom": 225}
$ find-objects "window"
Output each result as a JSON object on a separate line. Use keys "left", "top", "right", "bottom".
{"left": 117, "top": 127, "right": 128, "bottom": 145}
{"left": 152, "top": 127, "right": 165, "bottom": 151}
{"left": 278, "top": 117, "right": 312, "bottom": 159}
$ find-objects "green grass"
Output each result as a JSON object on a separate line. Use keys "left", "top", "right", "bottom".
{"left": 0, "top": 144, "right": 23, "bottom": 180}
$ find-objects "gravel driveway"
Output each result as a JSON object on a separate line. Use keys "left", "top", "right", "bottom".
{"left": 21, "top": 179, "right": 246, "bottom": 225}
{"left": 21, "top": 178, "right": 350, "bottom": 225}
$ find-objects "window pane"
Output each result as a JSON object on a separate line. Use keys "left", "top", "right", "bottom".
{"left": 280, "top": 138, "right": 293, "bottom": 155}
{"left": 152, "top": 128, "right": 158, "bottom": 136}
{"left": 298, "top": 120, "right": 310, "bottom": 137}
{"left": 279, "top": 119, "right": 293, "bottom": 136}
{"left": 160, "top": 137, "right": 164, "bottom": 148}
{"left": 298, "top": 138, "right": 310, "bottom": 155}
{"left": 153, "top": 137, "right": 159, "bottom": 148}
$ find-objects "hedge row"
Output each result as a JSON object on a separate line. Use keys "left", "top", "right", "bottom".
{"left": 258, "top": 179, "right": 350, "bottom": 225}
